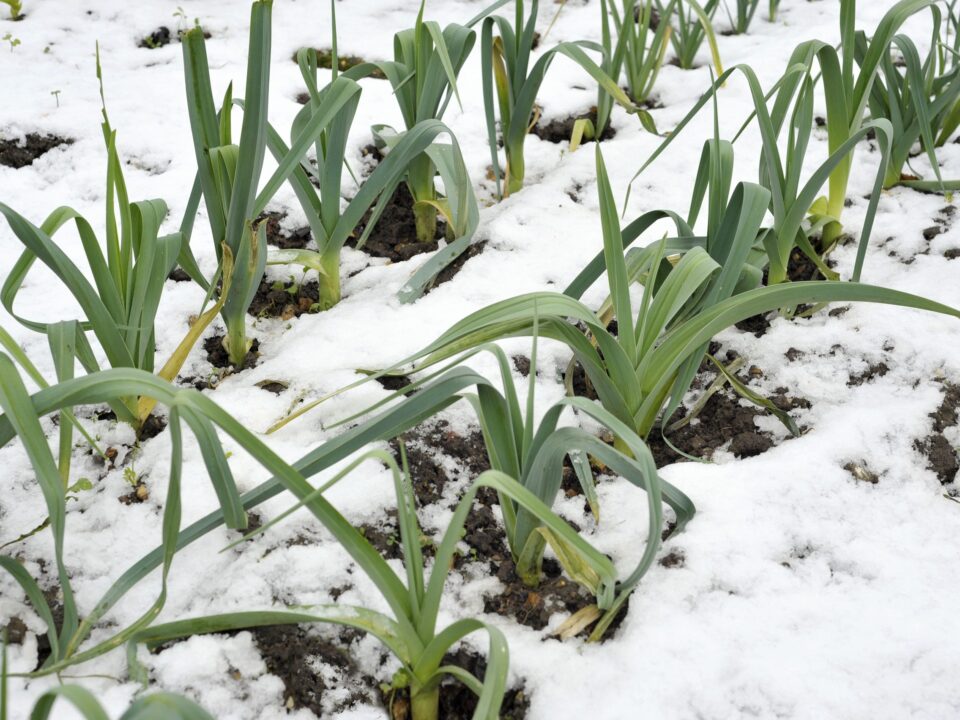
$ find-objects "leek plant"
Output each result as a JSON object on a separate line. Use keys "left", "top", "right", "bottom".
{"left": 344, "top": 2, "right": 478, "bottom": 245}
{"left": 463, "top": 345, "right": 692, "bottom": 640}
{"left": 266, "top": 37, "right": 476, "bottom": 307}
{"left": 315, "top": 337, "right": 695, "bottom": 640}
{"left": 612, "top": 0, "right": 676, "bottom": 105}
{"left": 722, "top": 0, "right": 761, "bottom": 34}
{"left": 381, "top": 147, "right": 960, "bottom": 447}
{"left": 331, "top": 2, "right": 486, "bottom": 300}
{"left": 574, "top": 137, "right": 804, "bottom": 429}
{"left": 181, "top": 1, "right": 344, "bottom": 363}
{"left": 0, "top": 51, "right": 225, "bottom": 433}
{"left": 0, "top": 351, "right": 553, "bottom": 678}
{"left": 128, "top": 449, "right": 593, "bottom": 719}
{"left": 630, "top": 61, "right": 895, "bottom": 283}
{"left": 0, "top": 363, "right": 250, "bottom": 678}
{"left": 660, "top": 0, "right": 723, "bottom": 71}
{"left": 859, "top": 5, "right": 960, "bottom": 191}
{"left": 768, "top": 0, "right": 780, "bottom": 22}
{"left": 480, "top": 0, "right": 645, "bottom": 197}
{"left": 566, "top": 0, "right": 659, "bottom": 148}
{"left": 767, "top": 0, "right": 939, "bottom": 250}
{"left": 23, "top": 323, "right": 675, "bottom": 682}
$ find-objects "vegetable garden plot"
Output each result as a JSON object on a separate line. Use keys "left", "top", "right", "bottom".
{"left": 1, "top": 0, "right": 959, "bottom": 718}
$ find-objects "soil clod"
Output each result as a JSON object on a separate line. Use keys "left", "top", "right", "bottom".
{"left": 256, "top": 211, "right": 312, "bottom": 250}
{"left": 251, "top": 625, "right": 373, "bottom": 717}
{"left": 204, "top": 334, "right": 260, "bottom": 371}
{"left": 531, "top": 107, "right": 616, "bottom": 145}
{"left": 350, "top": 184, "right": 445, "bottom": 262}
{"left": 915, "top": 383, "right": 960, "bottom": 484}
{"left": 248, "top": 277, "right": 321, "bottom": 319}
{"left": 0, "top": 133, "right": 71, "bottom": 169}
{"left": 647, "top": 385, "right": 809, "bottom": 466}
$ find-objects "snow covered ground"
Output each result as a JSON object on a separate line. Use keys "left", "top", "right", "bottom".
{"left": 1, "top": 0, "right": 959, "bottom": 718}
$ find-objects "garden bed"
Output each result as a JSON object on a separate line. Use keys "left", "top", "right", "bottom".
{"left": 1, "top": 1, "right": 959, "bottom": 719}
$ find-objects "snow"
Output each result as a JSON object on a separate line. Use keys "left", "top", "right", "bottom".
{"left": 1, "top": 0, "right": 959, "bottom": 718}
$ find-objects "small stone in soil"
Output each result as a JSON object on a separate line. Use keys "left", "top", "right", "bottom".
{"left": 256, "top": 380, "right": 288, "bottom": 394}
{"left": 843, "top": 461, "right": 879, "bottom": 484}
{"left": 119, "top": 481, "right": 149, "bottom": 504}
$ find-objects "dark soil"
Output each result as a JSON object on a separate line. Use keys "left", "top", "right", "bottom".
{"left": 933, "top": 205, "right": 960, "bottom": 259}
{"left": 461, "top": 502, "right": 509, "bottom": 562}
{"left": 204, "top": 334, "right": 260, "bottom": 371}
{"left": 0, "top": 133, "right": 71, "bottom": 169}
{"left": 350, "top": 184, "right": 445, "bottom": 262}
{"left": 138, "top": 26, "right": 211, "bottom": 49}
{"left": 530, "top": 107, "right": 616, "bottom": 144}
{"left": 387, "top": 421, "right": 618, "bottom": 637}
{"left": 846, "top": 362, "right": 889, "bottom": 387}
{"left": 137, "top": 25, "right": 211, "bottom": 50}
{"left": 512, "top": 355, "right": 531, "bottom": 377}
{"left": 915, "top": 383, "right": 960, "bottom": 484}
{"left": 735, "top": 249, "right": 831, "bottom": 337}
{"left": 296, "top": 48, "right": 386, "bottom": 79}
{"left": 659, "top": 549, "right": 685, "bottom": 568}
{"left": 390, "top": 421, "right": 490, "bottom": 507}
{"left": 3, "top": 616, "right": 28, "bottom": 644}
{"left": 95, "top": 408, "right": 166, "bottom": 441}
{"left": 483, "top": 556, "right": 594, "bottom": 632}
{"left": 568, "top": 361, "right": 598, "bottom": 401}
{"left": 250, "top": 624, "right": 528, "bottom": 719}
{"left": 358, "top": 510, "right": 404, "bottom": 561}
{"left": 425, "top": 240, "right": 487, "bottom": 293}
{"left": 139, "top": 26, "right": 173, "bottom": 48}
{"left": 375, "top": 373, "right": 414, "bottom": 392}
{"left": 138, "top": 413, "right": 167, "bottom": 441}
{"left": 383, "top": 647, "right": 529, "bottom": 720}
{"left": 256, "top": 211, "right": 312, "bottom": 250}
{"left": 251, "top": 624, "right": 374, "bottom": 717}
{"left": 34, "top": 590, "right": 65, "bottom": 668}
{"left": 167, "top": 267, "right": 192, "bottom": 282}
{"left": 645, "top": 381, "right": 810, "bottom": 466}
{"left": 248, "top": 277, "right": 320, "bottom": 319}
